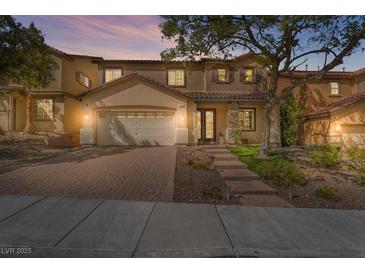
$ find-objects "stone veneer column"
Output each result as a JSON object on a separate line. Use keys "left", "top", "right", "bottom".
{"left": 226, "top": 102, "right": 239, "bottom": 144}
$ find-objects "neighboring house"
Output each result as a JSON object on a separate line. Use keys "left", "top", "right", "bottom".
{"left": 0, "top": 47, "right": 364, "bottom": 147}
{"left": 278, "top": 69, "right": 365, "bottom": 147}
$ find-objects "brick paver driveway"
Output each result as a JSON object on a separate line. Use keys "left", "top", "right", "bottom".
{"left": 0, "top": 146, "right": 176, "bottom": 202}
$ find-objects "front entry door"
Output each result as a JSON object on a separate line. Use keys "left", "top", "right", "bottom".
{"left": 197, "top": 109, "right": 216, "bottom": 143}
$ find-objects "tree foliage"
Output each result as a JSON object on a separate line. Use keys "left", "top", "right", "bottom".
{"left": 159, "top": 16, "right": 365, "bottom": 147}
{"left": 280, "top": 92, "right": 303, "bottom": 146}
{"left": 0, "top": 15, "right": 56, "bottom": 89}
{"left": 0, "top": 15, "right": 56, "bottom": 133}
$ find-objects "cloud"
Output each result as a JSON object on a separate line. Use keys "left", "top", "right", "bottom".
{"left": 15, "top": 15, "right": 175, "bottom": 59}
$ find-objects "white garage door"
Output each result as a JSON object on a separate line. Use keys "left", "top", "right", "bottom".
{"left": 96, "top": 110, "right": 176, "bottom": 146}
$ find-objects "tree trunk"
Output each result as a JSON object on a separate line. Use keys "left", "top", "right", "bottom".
{"left": 24, "top": 94, "right": 36, "bottom": 134}
{"left": 264, "top": 102, "right": 273, "bottom": 149}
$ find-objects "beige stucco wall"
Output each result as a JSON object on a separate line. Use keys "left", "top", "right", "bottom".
{"left": 0, "top": 93, "right": 10, "bottom": 131}
{"left": 62, "top": 57, "right": 99, "bottom": 96}
{"left": 64, "top": 97, "right": 83, "bottom": 134}
{"left": 204, "top": 56, "right": 268, "bottom": 93}
{"left": 96, "top": 63, "right": 204, "bottom": 92}
{"left": 353, "top": 73, "right": 365, "bottom": 94}
{"left": 278, "top": 77, "right": 354, "bottom": 115}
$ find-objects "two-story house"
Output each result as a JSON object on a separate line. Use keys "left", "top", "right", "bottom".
{"left": 1, "top": 48, "right": 278, "bottom": 146}
{"left": 0, "top": 47, "right": 364, "bottom": 147}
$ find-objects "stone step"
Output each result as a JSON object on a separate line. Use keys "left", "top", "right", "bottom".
{"left": 214, "top": 160, "right": 247, "bottom": 169}
{"left": 218, "top": 169, "right": 259, "bottom": 180}
{"left": 201, "top": 144, "right": 226, "bottom": 149}
{"left": 238, "top": 195, "right": 293, "bottom": 208}
{"left": 205, "top": 149, "right": 229, "bottom": 154}
{"left": 225, "top": 180, "right": 276, "bottom": 195}
{"left": 212, "top": 154, "right": 238, "bottom": 161}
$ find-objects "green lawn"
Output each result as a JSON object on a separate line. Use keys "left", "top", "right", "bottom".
{"left": 229, "top": 145, "right": 305, "bottom": 188}
{"left": 228, "top": 145, "right": 289, "bottom": 172}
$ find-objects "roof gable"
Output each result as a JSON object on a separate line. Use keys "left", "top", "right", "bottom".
{"left": 305, "top": 92, "right": 365, "bottom": 119}
{"left": 79, "top": 73, "right": 189, "bottom": 101}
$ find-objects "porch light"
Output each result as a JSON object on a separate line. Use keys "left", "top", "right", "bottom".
{"left": 335, "top": 124, "right": 341, "bottom": 132}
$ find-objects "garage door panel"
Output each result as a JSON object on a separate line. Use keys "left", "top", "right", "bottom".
{"left": 96, "top": 111, "right": 176, "bottom": 146}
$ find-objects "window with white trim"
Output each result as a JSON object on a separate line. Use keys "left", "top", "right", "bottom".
{"left": 104, "top": 68, "right": 122, "bottom": 83}
{"left": 167, "top": 69, "right": 185, "bottom": 86}
{"left": 330, "top": 82, "right": 339, "bottom": 95}
{"left": 33, "top": 98, "right": 54, "bottom": 120}
{"left": 239, "top": 109, "right": 255, "bottom": 131}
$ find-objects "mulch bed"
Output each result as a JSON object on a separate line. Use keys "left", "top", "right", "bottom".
{"left": 174, "top": 146, "right": 239, "bottom": 205}
{"left": 271, "top": 148, "right": 365, "bottom": 210}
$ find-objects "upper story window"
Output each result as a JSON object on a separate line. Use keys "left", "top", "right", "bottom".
{"left": 217, "top": 68, "right": 228, "bottom": 82}
{"left": 330, "top": 82, "right": 339, "bottom": 95}
{"left": 104, "top": 68, "right": 123, "bottom": 83}
{"left": 33, "top": 98, "right": 54, "bottom": 120}
{"left": 76, "top": 71, "right": 91, "bottom": 88}
{"left": 239, "top": 109, "right": 255, "bottom": 131}
{"left": 167, "top": 69, "right": 185, "bottom": 86}
{"left": 243, "top": 67, "right": 255, "bottom": 82}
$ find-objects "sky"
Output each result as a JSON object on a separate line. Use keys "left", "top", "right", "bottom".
{"left": 15, "top": 15, "right": 365, "bottom": 71}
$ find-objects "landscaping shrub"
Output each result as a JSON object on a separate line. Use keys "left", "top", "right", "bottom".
{"left": 314, "top": 185, "right": 339, "bottom": 200}
{"left": 231, "top": 129, "right": 243, "bottom": 145}
{"left": 188, "top": 159, "right": 209, "bottom": 169}
{"left": 202, "top": 187, "right": 223, "bottom": 200}
{"left": 310, "top": 144, "right": 340, "bottom": 167}
{"left": 346, "top": 146, "right": 365, "bottom": 186}
{"left": 256, "top": 157, "right": 305, "bottom": 200}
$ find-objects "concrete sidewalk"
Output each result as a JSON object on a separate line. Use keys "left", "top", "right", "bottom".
{"left": 0, "top": 195, "right": 365, "bottom": 258}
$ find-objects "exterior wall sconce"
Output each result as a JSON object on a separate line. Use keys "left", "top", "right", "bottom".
{"left": 335, "top": 124, "right": 341, "bottom": 132}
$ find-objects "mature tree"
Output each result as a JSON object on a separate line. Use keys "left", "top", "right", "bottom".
{"left": 159, "top": 16, "right": 365, "bottom": 148}
{"left": 0, "top": 15, "right": 56, "bottom": 134}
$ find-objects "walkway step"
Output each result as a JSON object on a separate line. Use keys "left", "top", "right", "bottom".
{"left": 201, "top": 144, "right": 226, "bottom": 149}
{"left": 205, "top": 149, "right": 229, "bottom": 154}
{"left": 239, "top": 195, "right": 293, "bottom": 208}
{"left": 212, "top": 154, "right": 238, "bottom": 161}
{"left": 225, "top": 180, "right": 276, "bottom": 195}
{"left": 214, "top": 160, "right": 247, "bottom": 169}
{"left": 218, "top": 169, "right": 259, "bottom": 180}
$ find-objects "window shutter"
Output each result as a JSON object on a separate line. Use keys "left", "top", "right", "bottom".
{"left": 239, "top": 68, "right": 244, "bottom": 82}
{"left": 229, "top": 67, "right": 235, "bottom": 83}
{"left": 88, "top": 79, "right": 92, "bottom": 89}
{"left": 75, "top": 71, "right": 80, "bottom": 82}
{"left": 253, "top": 68, "right": 258, "bottom": 83}
{"left": 211, "top": 66, "right": 217, "bottom": 82}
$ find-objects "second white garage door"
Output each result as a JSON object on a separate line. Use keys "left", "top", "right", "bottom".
{"left": 96, "top": 110, "right": 176, "bottom": 146}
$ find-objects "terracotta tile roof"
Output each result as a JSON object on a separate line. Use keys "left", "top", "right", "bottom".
{"left": 280, "top": 68, "right": 365, "bottom": 79}
{"left": 91, "top": 52, "right": 256, "bottom": 64}
{"left": 183, "top": 91, "right": 266, "bottom": 101}
{"left": 305, "top": 92, "right": 365, "bottom": 119}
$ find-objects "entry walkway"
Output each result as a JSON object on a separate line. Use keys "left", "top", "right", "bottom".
{"left": 205, "top": 145, "right": 292, "bottom": 207}
{"left": 0, "top": 195, "right": 364, "bottom": 258}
